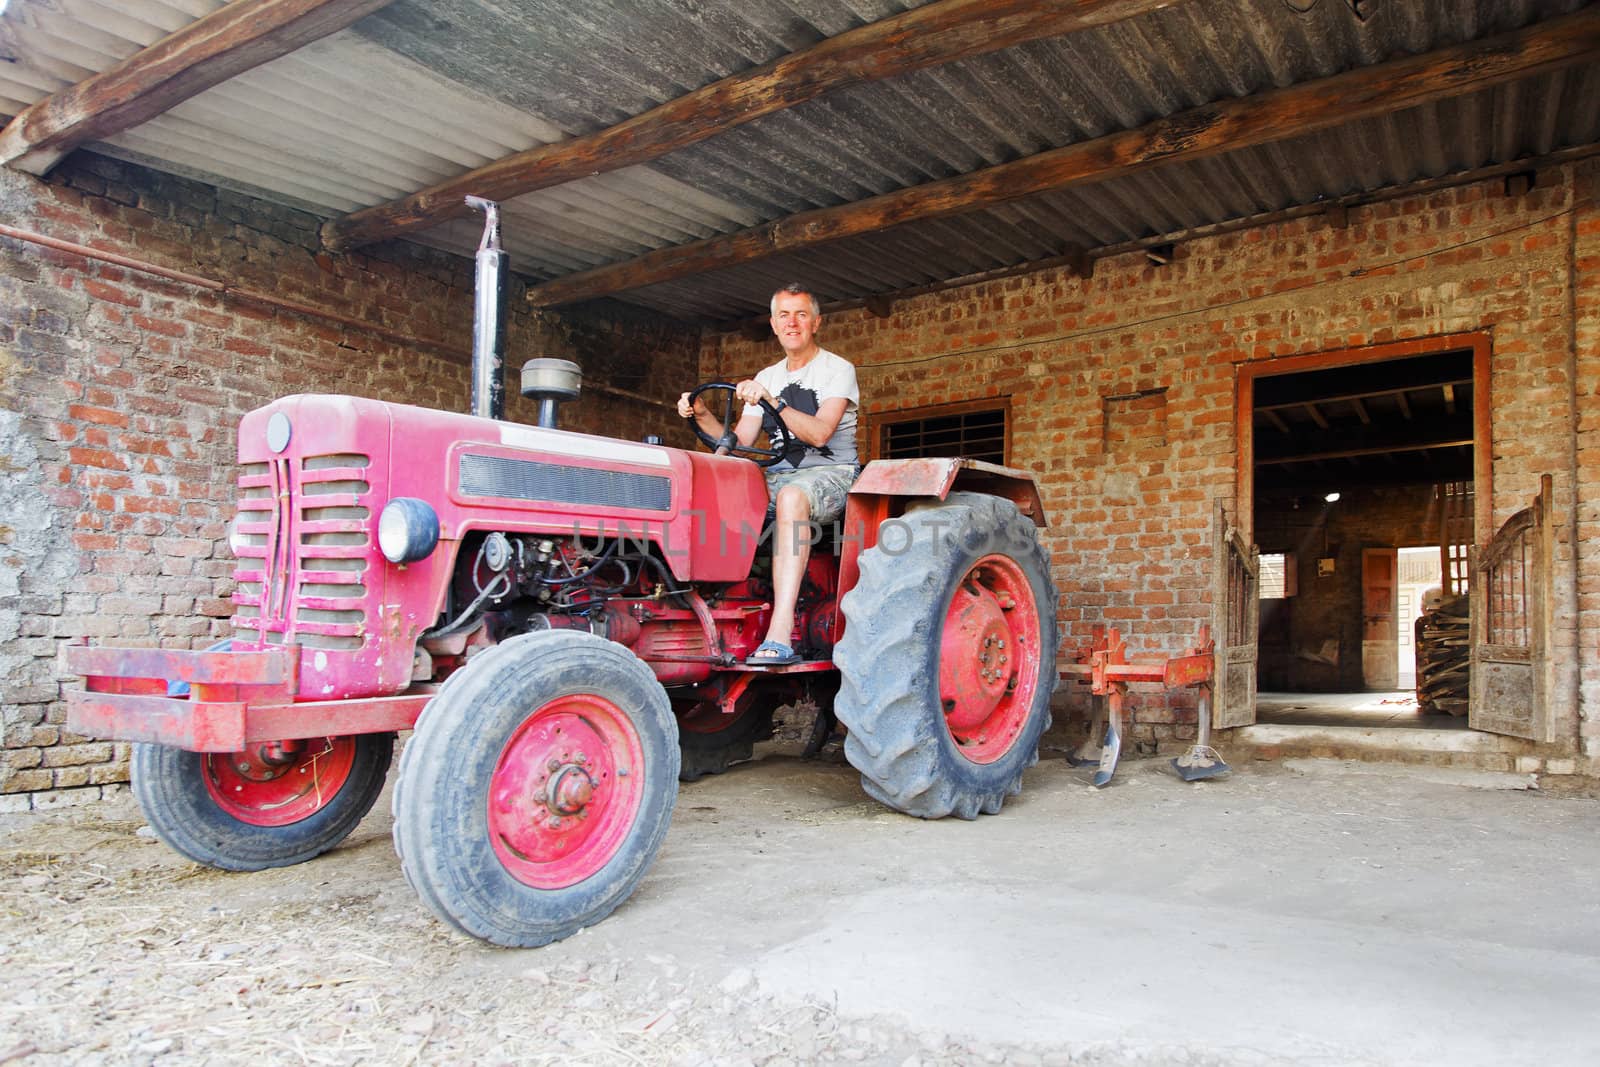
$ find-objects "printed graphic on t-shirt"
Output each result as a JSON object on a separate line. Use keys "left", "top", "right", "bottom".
{"left": 745, "top": 348, "right": 859, "bottom": 469}
{"left": 764, "top": 384, "right": 832, "bottom": 466}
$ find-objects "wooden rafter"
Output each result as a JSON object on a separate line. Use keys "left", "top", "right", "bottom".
{"left": 1253, "top": 376, "right": 1471, "bottom": 414}
{"left": 0, "top": 0, "right": 395, "bottom": 177}
{"left": 320, "top": 0, "right": 1182, "bottom": 252}
{"left": 1257, "top": 439, "right": 1473, "bottom": 465}
{"left": 525, "top": 8, "right": 1600, "bottom": 308}
{"left": 1303, "top": 403, "right": 1330, "bottom": 430}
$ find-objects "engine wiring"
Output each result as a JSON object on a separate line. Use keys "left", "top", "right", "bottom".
{"left": 425, "top": 533, "right": 696, "bottom": 639}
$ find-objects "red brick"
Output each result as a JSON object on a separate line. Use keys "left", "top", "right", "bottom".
{"left": 66, "top": 447, "right": 129, "bottom": 471}
{"left": 131, "top": 313, "right": 186, "bottom": 338}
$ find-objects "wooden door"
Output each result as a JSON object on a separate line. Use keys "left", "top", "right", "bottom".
{"left": 1361, "top": 548, "right": 1399, "bottom": 690}
{"left": 1212, "top": 501, "right": 1260, "bottom": 729}
{"left": 1469, "top": 475, "right": 1553, "bottom": 741}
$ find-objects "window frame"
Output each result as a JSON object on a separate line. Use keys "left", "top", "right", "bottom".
{"left": 865, "top": 396, "right": 1012, "bottom": 465}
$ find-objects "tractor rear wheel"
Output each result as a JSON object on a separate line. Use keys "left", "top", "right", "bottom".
{"left": 392, "top": 630, "right": 678, "bottom": 947}
{"left": 835, "top": 492, "right": 1058, "bottom": 819}
{"left": 131, "top": 733, "right": 393, "bottom": 870}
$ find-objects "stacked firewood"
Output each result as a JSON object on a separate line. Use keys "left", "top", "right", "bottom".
{"left": 1416, "top": 593, "right": 1469, "bottom": 716}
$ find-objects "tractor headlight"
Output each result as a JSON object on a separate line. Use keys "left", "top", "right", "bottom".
{"left": 378, "top": 498, "right": 440, "bottom": 564}
{"left": 226, "top": 514, "right": 252, "bottom": 558}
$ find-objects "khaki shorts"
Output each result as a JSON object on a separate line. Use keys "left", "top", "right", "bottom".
{"left": 764, "top": 464, "right": 856, "bottom": 525}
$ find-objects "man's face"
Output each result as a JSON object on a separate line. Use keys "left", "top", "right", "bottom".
{"left": 770, "top": 292, "right": 820, "bottom": 355}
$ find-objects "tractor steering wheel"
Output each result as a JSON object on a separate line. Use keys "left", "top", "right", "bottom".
{"left": 684, "top": 381, "right": 795, "bottom": 468}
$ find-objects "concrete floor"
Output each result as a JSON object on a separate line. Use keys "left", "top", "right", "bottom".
{"left": 1257, "top": 690, "right": 1468, "bottom": 730}
{"left": 6, "top": 732, "right": 1598, "bottom": 1065}
{"left": 722, "top": 748, "right": 1600, "bottom": 1065}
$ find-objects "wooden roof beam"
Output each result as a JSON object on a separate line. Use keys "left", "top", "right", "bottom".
{"left": 525, "top": 8, "right": 1600, "bottom": 308}
{"left": 1254, "top": 376, "right": 1471, "bottom": 414}
{"left": 321, "top": 0, "right": 1182, "bottom": 252}
{"left": 0, "top": 0, "right": 395, "bottom": 177}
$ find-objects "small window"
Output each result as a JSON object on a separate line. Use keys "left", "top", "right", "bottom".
{"left": 1259, "top": 552, "right": 1297, "bottom": 599}
{"left": 873, "top": 400, "right": 1009, "bottom": 464}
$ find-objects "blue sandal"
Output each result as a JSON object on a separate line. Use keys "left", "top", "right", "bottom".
{"left": 746, "top": 639, "right": 799, "bottom": 666}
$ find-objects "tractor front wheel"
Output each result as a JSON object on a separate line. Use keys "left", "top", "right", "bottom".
{"left": 835, "top": 492, "right": 1058, "bottom": 819}
{"left": 131, "top": 733, "right": 394, "bottom": 870}
{"left": 392, "top": 630, "right": 679, "bottom": 947}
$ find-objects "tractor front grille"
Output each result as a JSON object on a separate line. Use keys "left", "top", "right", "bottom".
{"left": 233, "top": 452, "right": 372, "bottom": 651}
{"left": 459, "top": 452, "right": 671, "bottom": 511}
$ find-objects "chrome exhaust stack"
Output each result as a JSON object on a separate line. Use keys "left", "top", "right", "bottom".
{"left": 466, "top": 196, "right": 508, "bottom": 421}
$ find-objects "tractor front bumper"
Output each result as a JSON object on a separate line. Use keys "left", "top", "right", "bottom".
{"left": 63, "top": 643, "right": 428, "bottom": 752}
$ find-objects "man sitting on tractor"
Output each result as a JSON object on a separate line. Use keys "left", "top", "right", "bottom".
{"left": 678, "top": 282, "right": 859, "bottom": 665}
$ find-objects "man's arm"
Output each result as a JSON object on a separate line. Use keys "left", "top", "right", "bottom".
{"left": 776, "top": 396, "right": 848, "bottom": 448}
{"left": 734, "top": 381, "right": 848, "bottom": 449}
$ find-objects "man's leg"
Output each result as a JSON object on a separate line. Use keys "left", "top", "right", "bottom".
{"left": 764, "top": 483, "right": 813, "bottom": 651}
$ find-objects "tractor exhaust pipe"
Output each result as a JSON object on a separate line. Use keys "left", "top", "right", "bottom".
{"left": 466, "top": 196, "right": 508, "bottom": 421}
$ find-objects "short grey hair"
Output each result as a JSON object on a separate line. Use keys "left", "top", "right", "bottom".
{"left": 770, "top": 283, "right": 820, "bottom": 318}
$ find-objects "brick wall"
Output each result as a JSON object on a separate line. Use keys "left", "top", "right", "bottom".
{"left": 0, "top": 154, "right": 693, "bottom": 807}
{"left": 706, "top": 166, "right": 1595, "bottom": 761}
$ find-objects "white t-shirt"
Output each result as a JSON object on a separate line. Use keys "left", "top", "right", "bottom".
{"left": 744, "top": 348, "right": 858, "bottom": 469}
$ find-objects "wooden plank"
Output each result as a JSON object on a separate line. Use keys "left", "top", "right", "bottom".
{"left": 320, "top": 0, "right": 1182, "bottom": 251}
{"left": 0, "top": 0, "right": 395, "bottom": 176}
{"left": 526, "top": 9, "right": 1600, "bottom": 307}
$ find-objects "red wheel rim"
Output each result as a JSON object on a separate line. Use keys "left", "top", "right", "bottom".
{"left": 488, "top": 693, "right": 646, "bottom": 890}
{"left": 937, "top": 554, "right": 1042, "bottom": 764}
{"left": 203, "top": 737, "right": 356, "bottom": 827}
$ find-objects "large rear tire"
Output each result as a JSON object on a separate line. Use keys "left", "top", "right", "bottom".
{"left": 393, "top": 630, "right": 679, "bottom": 947}
{"left": 835, "top": 492, "right": 1058, "bottom": 819}
{"left": 131, "top": 733, "right": 393, "bottom": 870}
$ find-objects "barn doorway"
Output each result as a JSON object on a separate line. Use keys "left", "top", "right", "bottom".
{"left": 1234, "top": 335, "right": 1491, "bottom": 732}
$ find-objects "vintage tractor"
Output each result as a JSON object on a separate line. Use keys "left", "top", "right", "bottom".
{"left": 64, "top": 202, "right": 1057, "bottom": 947}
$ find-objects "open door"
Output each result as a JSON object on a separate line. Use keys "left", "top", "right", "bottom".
{"left": 1361, "top": 548, "right": 1399, "bottom": 690}
{"left": 1213, "top": 500, "right": 1260, "bottom": 729}
{"left": 1469, "top": 475, "right": 1553, "bottom": 741}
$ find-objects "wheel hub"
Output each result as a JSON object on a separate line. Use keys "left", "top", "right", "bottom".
{"left": 935, "top": 555, "right": 1042, "bottom": 764}
{"left": 940, "top": 574, "right": 1014, "bottom": 731}
{"left": 204, "top": 737, "right": 355, "bottom": 827}
{"left": 546, "top": 763, "right": 596, "bottom": 815}
{"left": 489, "top": 693, "right": 645, "bottom": 889}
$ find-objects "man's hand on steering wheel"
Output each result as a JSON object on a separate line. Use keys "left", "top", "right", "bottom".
{"left": 682, "top": 380, "right": 796, "bottom": 468}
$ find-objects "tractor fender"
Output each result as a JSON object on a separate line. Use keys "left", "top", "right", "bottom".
{"left": 850, "top": 458, "right": 1047, "bottom": 527}
{"left": 833, "top": 459, "right": 1047, "bottom": 645}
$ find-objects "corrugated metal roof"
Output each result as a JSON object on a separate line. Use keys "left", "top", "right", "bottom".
{"left": 2, "top": 0, "right": 1596, "bottom": 321}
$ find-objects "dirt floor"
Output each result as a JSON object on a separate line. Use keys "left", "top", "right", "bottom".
{"left": 4, "top": 717, "right": 1600, "bottom": 1067}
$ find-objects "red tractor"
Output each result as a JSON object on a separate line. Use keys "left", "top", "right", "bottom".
{"left": 64, "top": 202, "right": 1057, "bottom": 947}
